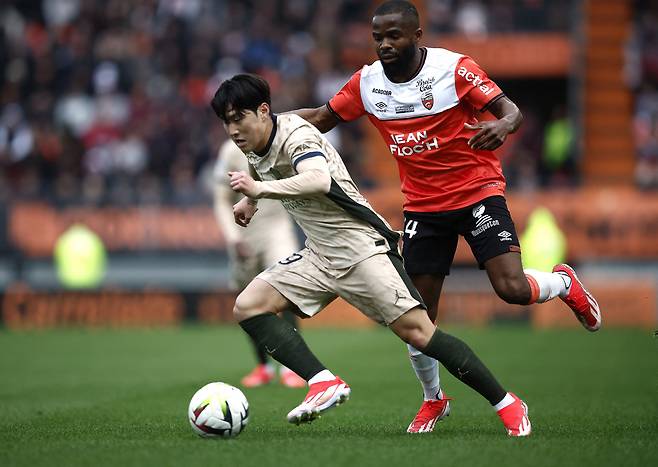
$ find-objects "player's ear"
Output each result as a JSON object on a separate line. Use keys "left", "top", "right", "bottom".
{"left": 258, "top": 103, "right": 270, "bottom": 120}
{"left": 414, "top": 27, "right": 423, "bottom": 43}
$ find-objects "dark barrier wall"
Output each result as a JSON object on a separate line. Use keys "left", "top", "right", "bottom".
{"left": 2, "top": 283, "right": 654, "bottom": 330}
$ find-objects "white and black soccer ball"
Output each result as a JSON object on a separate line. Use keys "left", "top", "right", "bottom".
{"left": 188, "top": 382, "right": 249, "bottom": 438}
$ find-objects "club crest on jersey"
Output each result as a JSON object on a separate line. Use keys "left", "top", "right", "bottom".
{"left": 421, "top": 91, "right": 434, "bottom": 110}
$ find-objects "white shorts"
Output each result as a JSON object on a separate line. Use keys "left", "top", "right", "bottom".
{"left": 256, "top": 248, "right": 425, "bottom": 325}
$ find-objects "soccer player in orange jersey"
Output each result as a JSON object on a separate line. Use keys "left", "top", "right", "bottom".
{"left": 292, "top": 0, "right": 601, "bottom": 433}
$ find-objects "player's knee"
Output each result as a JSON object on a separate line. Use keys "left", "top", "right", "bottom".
{"left": 404, "top": 329, "right": 431, "bottom": 351}
{"left": 493, "top": 277, "right": 531, "bottom": 304}
{"left": 233, "top": 290, "right": 266, "bottom": 322}
{"left": 392, "top": 307, "right": 435, "bottom": 348}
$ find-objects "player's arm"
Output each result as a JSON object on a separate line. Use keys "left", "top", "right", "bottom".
{"left": 229, "top": 155, "right": 331, "bottom": 199}
{"left": 286, "top": 69, "right": 365, "bottom": 133}
{"left": 287, "top": 106, "right": 340, "bottom": 134}
{"left": 465, "top": 96, "right": 523, "bottom": 151}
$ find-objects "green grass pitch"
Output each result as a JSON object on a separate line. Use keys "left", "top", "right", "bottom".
{"left": 1, "top": 325, "right": 656, "bottom": 467}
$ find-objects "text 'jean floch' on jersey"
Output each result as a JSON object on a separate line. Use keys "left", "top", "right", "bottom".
{"left": 389, "top": 131, "right": 439, "bottom": 156}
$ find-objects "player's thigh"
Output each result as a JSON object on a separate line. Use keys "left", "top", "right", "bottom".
{"left": 409, "top": 273, "right": 445, "bottom": 322}
{"left": 461, "top": 196, "right": 522, "bottom": 270}
{"left": 336, "top": 252, "right": 425, "bottom": 326}
{"left": 261, "top": 219, "right": 299, "bottom": 267}
{"left": 234, "top": 278, "right": 293, "bottom": 320}
{"left": 402, "top": 212, "right": 458, "bottom": 275}
{"left": 256, "top": 248, "right": 337, "bottom": 319}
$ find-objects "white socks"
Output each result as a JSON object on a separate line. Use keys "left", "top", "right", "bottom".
{"left": 407, "top": 344, "right": 442, "bottom": 400}
{"left": 308, "top": 369, "right": 336, "bottom": 385}
{"left": 524, "top": 268, "right": 569, "bottom": 303}
{"left": 493, "top": 392, "right": 515, "bottom": 411}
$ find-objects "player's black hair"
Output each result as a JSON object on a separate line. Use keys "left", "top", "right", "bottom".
{"left": 211, "top": 73, "right": 271, "bottom": 122}
{"left": 373, "top": 1, "right": 420, "bottom": 29}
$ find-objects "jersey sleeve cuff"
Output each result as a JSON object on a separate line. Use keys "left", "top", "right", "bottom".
{"left": 326, "top": 102, "right": 347, "bottom": 122}
{"left": 480, "top": 93, "right": 505, "bottom": 113}
{"left": 292, "top": 151, "right": 326, "bottom": 171}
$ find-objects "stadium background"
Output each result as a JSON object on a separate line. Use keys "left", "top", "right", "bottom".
{"left": 0, "top": 0, "right": 656, "bottom": 330}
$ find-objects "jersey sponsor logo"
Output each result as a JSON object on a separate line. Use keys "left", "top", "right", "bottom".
{"left": 395, "top": 104, "right": 414, "bottom": 114}
{"left": 375, "top": 101, "right": 388, "bottom": 111}
{"left": 389, "top": 130, "right": 439, "bottom": 156}
{"left": 498, "top": 230, "right": 512, "bottom": 241}
{"left": 471, "top": 204, "right": 500, "bottom": 236}
{"left": 421, "top": 91, "right": 434, "bottom": 110}
{"left": 472, "top": 204, "right": 485, "bottom": 218}
{"left": 372, "top": 87, "right": 392, "bottom": 95}
{"left": 457, "top": 66, "right": 496, "bottom": 96}
{"left": 281, "top": 198, "right": 308, "bottom": 210}
{"left": 415, "top": 77, "right": 435, "bottom": 92}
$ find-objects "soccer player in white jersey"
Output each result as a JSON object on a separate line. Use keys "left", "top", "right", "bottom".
{"left": 292, "top": 0, "right": 601, "bottom": 433}
{"left": 214, "top": 140, "right": 306, "bottom": 388}
{"left": 209, "top": 73, "right": 531, "bottom": 436}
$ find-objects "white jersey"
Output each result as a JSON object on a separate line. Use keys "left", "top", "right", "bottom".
{"left": 245, "top": 114, "right": 400, "bottom": 269}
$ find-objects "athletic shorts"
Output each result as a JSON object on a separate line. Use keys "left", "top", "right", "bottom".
{"left": 255, "top": 247, "right": 425, "bottom": 326}
{"left": 401, "top": 196, "right": 521, "bottom": 275}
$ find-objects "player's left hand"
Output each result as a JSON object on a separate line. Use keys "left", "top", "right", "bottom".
{"left": 464, "top": 121, "right": 511, "bottom": 151}
{"left": 229, "top": 171, "right": 262, "bottom": 198}
{"left": 233, "top": 197, "right": 258, "bottom": 227}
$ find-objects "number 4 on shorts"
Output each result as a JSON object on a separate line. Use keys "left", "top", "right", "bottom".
{"left": 405, "top": 220, "right": 418, "bottom": 238}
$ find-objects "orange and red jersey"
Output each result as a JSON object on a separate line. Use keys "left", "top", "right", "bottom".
{"left": 328, "top": 47, "right": 506, "bottom": 212}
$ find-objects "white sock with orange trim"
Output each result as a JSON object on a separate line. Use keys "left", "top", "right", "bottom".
{"left": 524, "top": 269, "right": 568, "bottom": 303}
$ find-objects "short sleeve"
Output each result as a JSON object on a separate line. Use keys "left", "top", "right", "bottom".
{"left": 327, "top": 69, "right": 367, "bottom": 122}
{"left": 454, "top": 56, "right": 503, "bottom": 111}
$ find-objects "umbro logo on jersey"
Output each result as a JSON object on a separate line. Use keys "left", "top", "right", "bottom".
{"left": 375, "top": 101, "right": 387, "bottom": 111}
{"left": 498, "top": 231, "right": 512, "bottom": 241}
{"left": 372, "top": 87, "right": 392, "bottom": 95}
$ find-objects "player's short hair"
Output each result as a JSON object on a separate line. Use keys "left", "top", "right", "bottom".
{"left": 211, "top": 73, "right": 271, "bottom": 122}
{"left": 373, "top": 1, "right": 420, "bottom": 28}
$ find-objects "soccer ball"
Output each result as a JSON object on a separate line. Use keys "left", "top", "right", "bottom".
{"left": 188, "top": 382, "right": 249, "bottom": 438}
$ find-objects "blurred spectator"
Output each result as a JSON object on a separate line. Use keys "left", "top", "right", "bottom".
{"left": 630, "top": 0, "right": 658, "bottom": 189}
{"left": 540, "top": 106, "right": 576, "bottom": 187}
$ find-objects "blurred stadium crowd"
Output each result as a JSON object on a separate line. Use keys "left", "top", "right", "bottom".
{"left": 0, "top": 0, "right": 654, "bottom": 209}
{"left": 630, "top": 0, "right": 658, "bottom": 189}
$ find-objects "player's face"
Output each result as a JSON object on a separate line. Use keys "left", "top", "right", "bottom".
{"left": 223, "top": 104, "right": 271, "bottom": 153}
{"left": 371, "top": 13, "right": 420, "bottom": 70}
